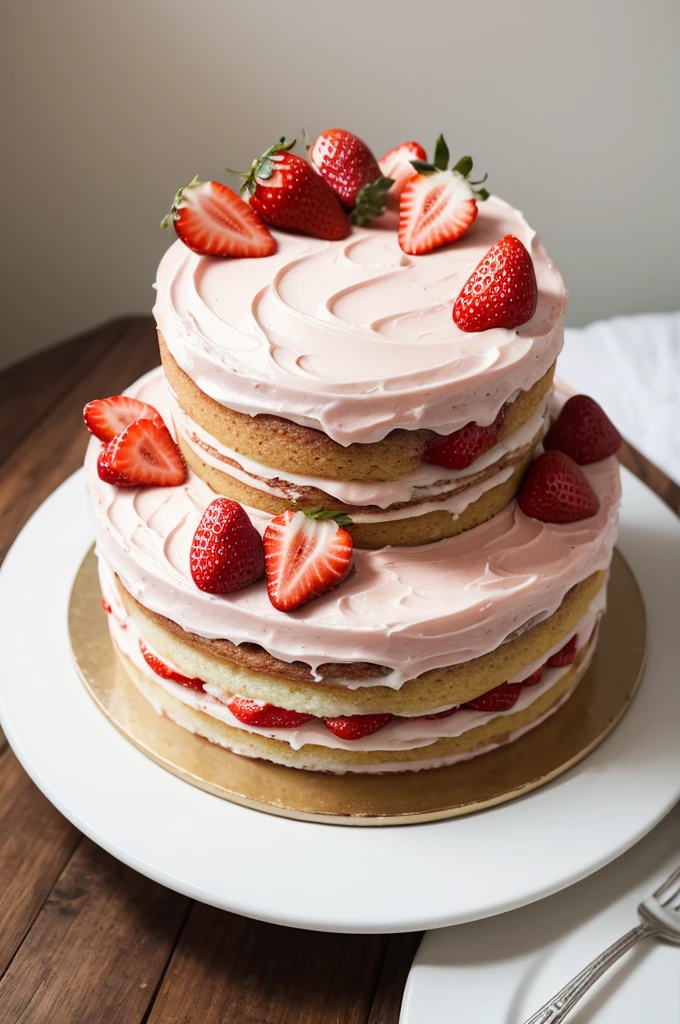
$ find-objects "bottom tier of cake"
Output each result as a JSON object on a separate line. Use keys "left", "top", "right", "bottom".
{"left": 102, "top": 561, "right": 602, "bottom": 774}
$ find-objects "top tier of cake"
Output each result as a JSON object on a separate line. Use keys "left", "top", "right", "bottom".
{"left": 154, "top": 195, "right": 567, "bottom": 446}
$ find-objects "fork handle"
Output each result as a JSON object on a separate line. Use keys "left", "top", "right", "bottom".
{"left": 522, "top": 921, "right": 657, "bottom": 1024}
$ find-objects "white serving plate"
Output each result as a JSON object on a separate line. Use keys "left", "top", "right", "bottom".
{"left": 0, "top": 467, "right": 679, "bottom": 933}
{"left": 402, "top": 804, "right": 680, "bottom": 1022}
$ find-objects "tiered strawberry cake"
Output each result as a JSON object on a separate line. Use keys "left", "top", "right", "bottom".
{"left": 83, "top": 131, "right": 623, "bottom": 773}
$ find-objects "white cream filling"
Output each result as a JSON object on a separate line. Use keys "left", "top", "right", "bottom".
{"left": 170, "top": 391, "right": 548, "bottom": 512}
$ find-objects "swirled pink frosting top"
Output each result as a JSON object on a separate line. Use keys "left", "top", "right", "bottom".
{"left": 153, "top": 196, "right": 567, "bottom": 445}
{"left": 86, "top": 371, "right": 619, "bottom": 690}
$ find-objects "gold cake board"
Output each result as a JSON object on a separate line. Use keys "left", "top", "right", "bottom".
{"left": 69, "top": 548, "right": 646, "bottom": 827}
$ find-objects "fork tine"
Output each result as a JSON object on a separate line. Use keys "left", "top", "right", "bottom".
{"left": 652, "top": 863, "right": 680, "bottom": 903}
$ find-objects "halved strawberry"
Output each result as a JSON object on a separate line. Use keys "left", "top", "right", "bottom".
{"left": 379, "top": 141, "right": 427, "bottom": 197}
{"left": 518, "top": 451, "right": 600, "bottom": 524}
{"left": 521, "top": 666, "right": 544, "bottom": 687}
{"left": 83, "top": 395, "right": 163, "bottom": 442}
{"left": 453, "top": 234, "right": 537, "bottom": 332}
{"left": 464, "top": 681, "right": 522, "bottom": 712}
{"left": 547, "top": 634, "right": 578, "bottom": 668}
{"left": 423, "top": 404, "right": 506, "bottom": 470}
{"left": 308, "top": 129, "right": 393, "bottom": 224}
{"left": 227, "top": 696, "right": 313, "bottom": 729}
{"left": 190, "top": 497, "right": 264, "bottom": 595}
{"left": 236, "top": 138, "right": 351, "bottom": 240}
{"left": 139, "top": 640, "right": 204, "bottom": 692}
{"left": 417, "top": 707, "right": 460, "bottom": 721}
{"left": 323, "top": 714, "right": 393, "bottom": 740}
{"left": 544, "top": 395, "right": 621, "bottom": 465}
{"left": 263, "top": 509, "right": 353, "bottom": 612}
{"left": 161, "top": 177, "right": 276, "bottom": 258}
{"left": 398, "top": 135, "right": 488, "bottom": 255}
{"left": 97, "top": 419, "right": 186, "bottom": 487}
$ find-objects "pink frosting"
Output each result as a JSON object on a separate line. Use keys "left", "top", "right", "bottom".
{"left": 153, "top": 196, "right": 567, "bottom": 445}
{"left": 86, "top": 370, "right": 619, "bottom": 689}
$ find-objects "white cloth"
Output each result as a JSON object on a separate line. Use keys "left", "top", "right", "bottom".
{"left": 559, "top": 313, "right": 680, "bottom": 484}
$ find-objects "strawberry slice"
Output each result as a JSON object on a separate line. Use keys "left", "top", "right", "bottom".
{"left": 83, "top": 395, "right": 163, "bottom": 442}
{"left": 190, "top": 497, "right": 265, "bottom": 595}
{"left": 417, "top": 707, "right": 460, "bottom": 721}
{"left": 139, "top": 640, "right": 204, "bottom": 691}
{"left": 263, "top": 509, "right": 354, "bottom": 612}
{"left": 544, "top": 395, "right": 621, "bottom": 465}
{"left": 518, "top": 451, "right": 600, "bottom": 524}
{"left": 237, "top": 138, "right": 350, "bottom": 240}
{"left": 323, "top": 714, "right": 394, "bottom": 740}
{"left": 521, "top": 666, "right": 544, "bottom": 687}
{"left": 161, "top": 177, "right": 276, "bottom": 258}
{"left": 398, "top": 135, "right": 489, "bottom": 255}
{"left": 379, "top": 141, "right": 427, "bottom": 197}
{"left": 308, "top": 129, "right": 393, "bottom": 223}
{"left": 423, "top": 404, "right": 506, "bottom": 470}
{"left": 97, "top": 419, "right": 186, "bottom": 487}
{"left": 547, "top": 634, "right": 578, "bottom": 668}
{"left": 453, "top": 234, "right": 537, "bottom": 332}
{"left": 464, "top": 681, "right": 522, "bottom": 712}
{"left": 227, "top": 696, "right": 314, "bottom": 729}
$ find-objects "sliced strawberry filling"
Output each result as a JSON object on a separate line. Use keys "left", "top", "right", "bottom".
{"left": 137, "top": 632, "right": 584, "bottom": 738}
{"left": 422, "top": 404, "right": 507, "bottom": 470}
{"left": 139, "top": 641, "right": 205, "bottom": 692}
{"left": 227, "top": 696, "right": 313, "bottom": 729}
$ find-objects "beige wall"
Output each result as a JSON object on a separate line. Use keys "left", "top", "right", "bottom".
{"left": 4, "top": 0, "right": 679, "bottom": 369}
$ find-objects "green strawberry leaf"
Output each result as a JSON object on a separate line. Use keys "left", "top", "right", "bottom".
{"left": 433, "top": 134, "right": 450, "bottom": 171}
{"left": 350, "top": 175, "right": 394, "bottom": 226}
{"left": 302, "top": 506, "right": 354, "bottom": 526}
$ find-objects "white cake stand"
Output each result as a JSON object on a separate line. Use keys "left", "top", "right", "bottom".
{"left": 0, "top": 467, "right": 678, "bottom": 934}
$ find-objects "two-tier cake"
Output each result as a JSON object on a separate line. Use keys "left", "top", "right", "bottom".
{"left": 83, "top": 130, "right": 622, "bottom": 773}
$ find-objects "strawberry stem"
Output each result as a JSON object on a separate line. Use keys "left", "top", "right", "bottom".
{"left": 160, "top": 176, "right": 202, "bottom": 229}
{"left": 350, "top": 175, "right": 394, "bottom": 226}
{"left": 409, "top": 139, "right": 489, "bottom": 201}
{"left": 233, "top": 137, "right": 297, "bottom": 200}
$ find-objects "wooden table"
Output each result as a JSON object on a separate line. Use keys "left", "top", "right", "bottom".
{"left": 0, "top": 318, "right": 678, "bottom": 1023}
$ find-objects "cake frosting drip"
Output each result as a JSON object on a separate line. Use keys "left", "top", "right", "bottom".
{"left": 154, "top": 197, "right": 567, "bottom": 444}
{"left": 86, "top": 370, "right": 619, "bottom": 689}
{"left": 171, "top": 389, "right": 548, "bottom": 513}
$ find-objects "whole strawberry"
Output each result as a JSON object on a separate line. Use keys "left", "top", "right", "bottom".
{"left": 518, "top": 451, "right": 600, "bottom": 524}
{"left": 544, "top": 395, "right": 621, "bottom": 465}
{"left": 308, "top": 129, "right": 393, "bottom": 224}
{"left": 236, "top": 138, "right": 350, "bottom": 240}
{"left": 453, "top": 234, "right": 537, "bottom": 332}
{"left": 399, "top": 135, "right": 489, "bottom": 255}
{"left": 190, "top": 498, "right": 265, "bottom": 594}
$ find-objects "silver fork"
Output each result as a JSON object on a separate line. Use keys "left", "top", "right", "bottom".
{"left": 523, "top": 863, "right": 680, "bottom": 1023}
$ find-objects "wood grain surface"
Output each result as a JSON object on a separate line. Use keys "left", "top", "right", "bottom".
{"left": 0, "top": 318, "right": 677, "bottom": 1023}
